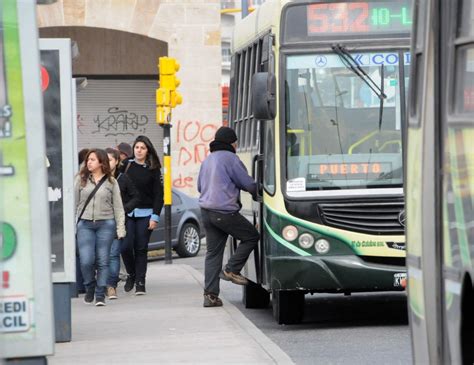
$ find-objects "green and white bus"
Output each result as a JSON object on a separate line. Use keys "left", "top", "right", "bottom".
{"left": 407, "top": 0, "right": 474, "bottom": 363}
{"left": 229, "top": 0, "right": 412, "bottom": 324}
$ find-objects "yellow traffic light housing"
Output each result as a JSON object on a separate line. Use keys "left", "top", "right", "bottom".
{"left": 157, "top": 56, "right": 182, "bottom": 125}
{"left": 156, "top": 88, "right": 170, "bottom": 106}
{"left": 170, "top": 90, "right": 183, "bottom": 108}
{"left": 159, "top": 57, "right": 182, "bottom": 109}
{"left": 157, "top": 106, "right": 170, "bottom": 124}
{"left": 159, "top": 57, "right": 180, "bottom": 91}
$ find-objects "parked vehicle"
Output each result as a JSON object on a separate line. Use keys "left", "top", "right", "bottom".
{"left": 148, "top": 189, "right": 204, "bottom": 257}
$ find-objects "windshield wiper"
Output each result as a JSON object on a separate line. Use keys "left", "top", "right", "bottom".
{"left": 331, "top": 44, "right": 387, "bottom": 100}
{"left": 332, "top": 44, "right": 386, "bottom": 130}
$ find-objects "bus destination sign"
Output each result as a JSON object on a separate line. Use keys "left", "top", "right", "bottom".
{"left": 307, "top": 1, "right": 412, "bottom": 36}
{"left": 307, "top": 162, "right": 392, "bottom": 181}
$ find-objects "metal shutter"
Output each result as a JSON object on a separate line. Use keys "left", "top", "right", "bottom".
{"left": 76, "top": 79, "right": 163, "bottom": 158}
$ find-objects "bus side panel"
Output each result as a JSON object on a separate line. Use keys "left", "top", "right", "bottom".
{"left": 406, "top": 125, "right": 431, "bottom": 362}
{"left": 443, "top": 127, "right": 474, "bottom": 364}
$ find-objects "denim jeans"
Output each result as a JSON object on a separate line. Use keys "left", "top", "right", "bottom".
{"left": 75, "top": 242, "right": 85, "bottom": 292}
{"left": 121, "top": 216, "right": 152, "bottom": 284}
{"left": 201, "top": 209, "right": 259, "bottom": 296}
{"left": 77, "top": 219, "right": 116, "bottom": 298}
{"left": 107, "top": 238, "right": 122, "bottom": 288}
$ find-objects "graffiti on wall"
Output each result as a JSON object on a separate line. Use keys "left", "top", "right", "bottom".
{"left": 174, "top": 120, "right": 218, "bottom": 190}
{"left": 92, "top": 107, "right": 149, "bottom": 137}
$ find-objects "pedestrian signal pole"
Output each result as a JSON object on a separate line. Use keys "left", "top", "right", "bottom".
{"left": 157, "top": 56, "right": 182, "bottom": 264}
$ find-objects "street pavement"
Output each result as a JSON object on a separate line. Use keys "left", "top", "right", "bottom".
{"left": 48, "top": 263, "right": 294, "bottom": 365}
{"left": 181, "top": 248, "right": 412, "bottom": 365}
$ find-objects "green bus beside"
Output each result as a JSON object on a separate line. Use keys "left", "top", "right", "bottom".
{"left": 407, "top": 0, "right": 474, "bottom": 363}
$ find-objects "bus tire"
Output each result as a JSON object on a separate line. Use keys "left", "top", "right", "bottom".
{"left": 242, "top": 281, "right": 270, "bottom": 309}
{"left": 272, "top": 289, "right": 305, "bottom": 324}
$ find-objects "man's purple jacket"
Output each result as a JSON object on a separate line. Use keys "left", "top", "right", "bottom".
{"left": 197, "top": 150, "right": 257, "bottom": 213}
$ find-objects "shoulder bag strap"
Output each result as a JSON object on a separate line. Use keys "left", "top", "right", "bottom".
{"left": 124, "top": 160, "right": 132, "bottom": 174}
{"left": 77, "top": 175, "right": 107, "bottom": 222}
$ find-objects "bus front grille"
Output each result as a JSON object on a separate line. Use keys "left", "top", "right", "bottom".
{"left": 318, "top": 202, "right": 405, "bottom": 235}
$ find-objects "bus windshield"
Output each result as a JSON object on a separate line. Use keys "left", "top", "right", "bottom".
{"left": 285, "top": 51, "right": 408, "bottom": 192}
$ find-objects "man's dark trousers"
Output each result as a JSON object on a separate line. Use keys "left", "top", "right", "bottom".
{"left": 201, "top": 208, "right": 259, "bottom": 296}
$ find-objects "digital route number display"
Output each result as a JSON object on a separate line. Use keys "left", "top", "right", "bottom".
{"left": 306, "top": 1, "right": 412, "bottom": 36}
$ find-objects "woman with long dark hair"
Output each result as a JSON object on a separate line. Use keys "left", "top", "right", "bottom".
{"left": 121, "top": 135, "right": 164, "bottom": 295}
{"left": 105, "top": 147, "right": 140, "bottom": 299}
{"left": 75, "top": 148, "right": 125, "bottom": 306}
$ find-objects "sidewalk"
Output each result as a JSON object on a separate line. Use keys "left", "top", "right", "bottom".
{"left": 49, "top": 264, "right": 293, "bottom": 364}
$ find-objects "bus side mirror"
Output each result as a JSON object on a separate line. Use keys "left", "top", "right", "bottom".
{"left": 252, "top": 72, "right": 276, "bottom": 120}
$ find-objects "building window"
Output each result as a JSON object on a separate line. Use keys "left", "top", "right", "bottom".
{"left": 222, "top": 44, "right": 231, "bottom": 64}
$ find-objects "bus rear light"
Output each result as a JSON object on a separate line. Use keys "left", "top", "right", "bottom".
{"left": 298, "top": 233, "right": 315, "bottom": 249}
{"left": 315, "top": 239, "right": 330, "bottom": 254}
{"left": 282, "top": 225, "right": 298, "bottom": 241}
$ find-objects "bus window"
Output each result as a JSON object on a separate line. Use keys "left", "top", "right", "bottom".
{"left": 458, "top": 0, "right": 474, "bottom": 38}
{"left": 285, "top": 51, "right": 406, "bottom": 190}
{"left": 263, "top": 121, "right": 275, "bottom": 194}
{"left": 455, "top": 46, "right": 474, "bottom": 114}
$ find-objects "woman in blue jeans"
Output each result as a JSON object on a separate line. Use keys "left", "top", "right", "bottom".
{"left": 105, "top": 148, "right": 139, "bottom": 299}
{"left": 121, "top": 136, "right": 164, "bottom": 295}
{"left": 75, "top": 149, "right": 125, "bottom": 306}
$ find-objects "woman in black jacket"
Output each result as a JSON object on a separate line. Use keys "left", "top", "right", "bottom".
{"left": 121, "top": 136, "right": 164, "bottom": 295}
{"left": 105, "top": 148, "right": 140, "bottom": 299}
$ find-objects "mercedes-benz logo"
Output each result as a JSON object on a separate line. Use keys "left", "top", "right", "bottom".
{"left": 398, "top": 210, "right": 406, "bottom": 227}
{"left": 315, "top": 55, "right": 327, "bottom": 67}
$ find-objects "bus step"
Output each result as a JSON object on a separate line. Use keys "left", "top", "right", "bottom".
{"left": 242, "top": 280, "right": 270, "bottom": 309}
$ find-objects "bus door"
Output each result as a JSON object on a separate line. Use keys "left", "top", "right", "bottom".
{"left": 253, "top": 33, "right": 274, "bottom": 284}
{"left": 440, "top": 0, "right": 474, "bottom": 362}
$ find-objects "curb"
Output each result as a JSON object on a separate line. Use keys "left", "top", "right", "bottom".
{"left": 181, "top": 264, "right": 294, "bottom": 365}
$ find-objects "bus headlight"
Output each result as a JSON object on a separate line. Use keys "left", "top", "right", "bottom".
{"left": 282, "top": 225, "right": 298, "bottom": 241}
{"left": 315, "top": 239, "right": 330, "bottom": 254}
{"left": 298, "top": 233, "right": 314, "bottom": 249}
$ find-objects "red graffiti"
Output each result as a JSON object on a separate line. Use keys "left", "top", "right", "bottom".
{"left": 177, "top": 120, "right": 217, "bottom": 144}
{"left": 178, "top": 144, "right": 210, "bottom": 166}
{"left": 173, "top": 174, "right": 194, "bottom": 188}
{"left": 176, "top": 120, "right": 217, "bottom": 167}
{"left": 174, "top": 120, "right": 219, "bottom": 191}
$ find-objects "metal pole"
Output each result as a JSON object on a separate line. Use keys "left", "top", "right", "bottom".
{"left": 242, "top": 0, "right": 249, "bottom": 18}
{"left": 162, "top": 117, "right": 173, "bottom": 264}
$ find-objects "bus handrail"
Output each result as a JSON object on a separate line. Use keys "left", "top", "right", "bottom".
{"left": 348, "top": 130, "right": 379, "bottom": 154}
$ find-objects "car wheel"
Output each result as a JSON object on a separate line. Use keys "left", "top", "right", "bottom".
{"left": 176, "top": 222, "right": 201, "bottom": 257}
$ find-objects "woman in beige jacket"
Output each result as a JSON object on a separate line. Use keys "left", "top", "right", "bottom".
{"left": 75, "top": 148, "right": 125, "bottom": 306}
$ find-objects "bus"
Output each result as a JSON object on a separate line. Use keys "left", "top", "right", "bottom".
{"left": 406, "top": 0, "right": 474, "bottom": 363}
{"left": 229, "top": 0, "right": 412, "bottom": 324}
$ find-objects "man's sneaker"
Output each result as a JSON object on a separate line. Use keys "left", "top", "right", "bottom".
{"left": 83, "top": 288, "right": 94, "bottom": 304}
{"left": 219, "top": 270, "right": 249, "bottom": 285}
{"left": 203, "top": 293, "right": 223, "bottom": 307}
{"left": 107, "top": 287, "right": 118, "bottom": 300}
{"left": 95, "top": 297, "right": 106, "bottom": 306}
{"left": 135, "top": 283, "right": 146, "bottom": 296}
{"left": 124, "top": 276, "right": 135, "bottom": 292}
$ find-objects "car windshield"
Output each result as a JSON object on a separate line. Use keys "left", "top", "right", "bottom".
{"left": 285, "top": 51, "right": 409, "bottom": 192}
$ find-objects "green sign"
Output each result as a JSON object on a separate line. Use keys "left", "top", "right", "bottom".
{"left": 0, "top": 0, "right": 54, "bottom": 358}
{"left": 1, "top": 222, "right": 17, "bottom": 260}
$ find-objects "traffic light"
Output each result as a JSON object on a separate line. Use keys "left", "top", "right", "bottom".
{"left": 159, "top": 57, "right": 182, "bottom": 109}
{"left": 170, "top": 88, "right": 183, "bottom": 108}
{"left": 157, "top": 105, "right": 170, "bottom": 124}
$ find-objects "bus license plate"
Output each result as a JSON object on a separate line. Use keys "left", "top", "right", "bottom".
{"left": 394, "top": 273, "right": 407, "bottom": 288}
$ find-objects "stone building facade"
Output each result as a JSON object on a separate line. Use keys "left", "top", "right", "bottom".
{"left": 37, "top": 0, "right": 222, "bottom": 197}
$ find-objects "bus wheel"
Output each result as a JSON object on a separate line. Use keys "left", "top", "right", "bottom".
{"left": 242, "top": 281, "right": 270, "bottom": 309}
{"left": 272, "top": 289, "right": 305, "bottom": 324}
